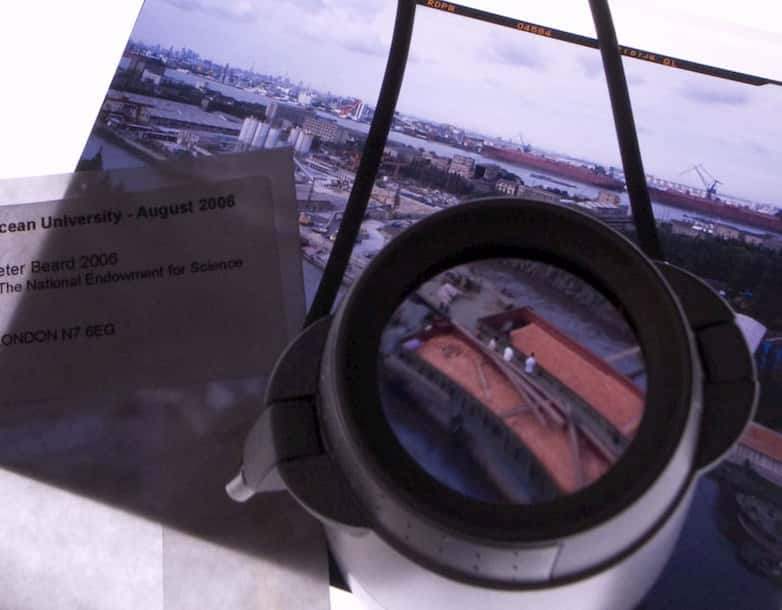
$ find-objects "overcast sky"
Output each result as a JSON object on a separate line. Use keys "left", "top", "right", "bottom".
{"left": 130, "top": 0, "right": 780, "bottom": 205}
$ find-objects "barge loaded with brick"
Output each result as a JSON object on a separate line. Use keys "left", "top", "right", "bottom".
{"left": 382, "top": 306, "right": 644, "bottom": 503}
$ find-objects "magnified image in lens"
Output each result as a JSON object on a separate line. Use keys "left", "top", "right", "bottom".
{"left": 378, "top": 258, "right": 646, "bottom": 504}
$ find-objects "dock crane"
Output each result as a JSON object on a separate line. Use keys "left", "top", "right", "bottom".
{"left": 681, "top": 164, "right": 722, "bottom": 200}
{"left": 517, "top": 132, "right": 532, "bottom": 153}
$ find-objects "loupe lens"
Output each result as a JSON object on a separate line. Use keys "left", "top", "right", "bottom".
{"left": 378, "top": 257, "right": 646, "bottom": 504}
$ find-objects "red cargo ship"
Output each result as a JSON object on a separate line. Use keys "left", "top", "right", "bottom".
{"left": 482, "top": 145, "right": 625, "bottom": 191}
{"left": 647, "top": 182, "right": 782, "bottom": 234}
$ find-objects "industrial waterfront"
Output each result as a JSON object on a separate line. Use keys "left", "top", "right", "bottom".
{"left": 77, "top": 38, "right": 782, "bottom": 608}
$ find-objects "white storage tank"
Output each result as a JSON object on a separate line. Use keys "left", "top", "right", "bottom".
{"left": 264, "top": 127, "right": 281, "bottom": 149}
{"left": 250, "top": 122, "right": 271, "bottom": 149}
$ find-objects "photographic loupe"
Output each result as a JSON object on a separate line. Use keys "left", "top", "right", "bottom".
{"left": 227, "top": 197, "right": 757, "bottom": 610}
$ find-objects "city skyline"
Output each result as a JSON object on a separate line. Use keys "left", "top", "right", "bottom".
{"left": 128, "top": 0, "right": 780, "bottom": 205}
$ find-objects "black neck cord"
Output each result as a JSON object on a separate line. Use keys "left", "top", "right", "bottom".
{"left": 588, "top": 0, "right": 663, "bottom": 260}
{"left": 304, "top": 0, "right": 417, "bottom": 327}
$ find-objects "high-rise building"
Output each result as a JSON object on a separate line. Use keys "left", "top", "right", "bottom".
{"left": 449, "top": 155, "right": 476, "bottom": 179}
{"left": 303, "top": 116, "right": 347, "bottom": 144}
